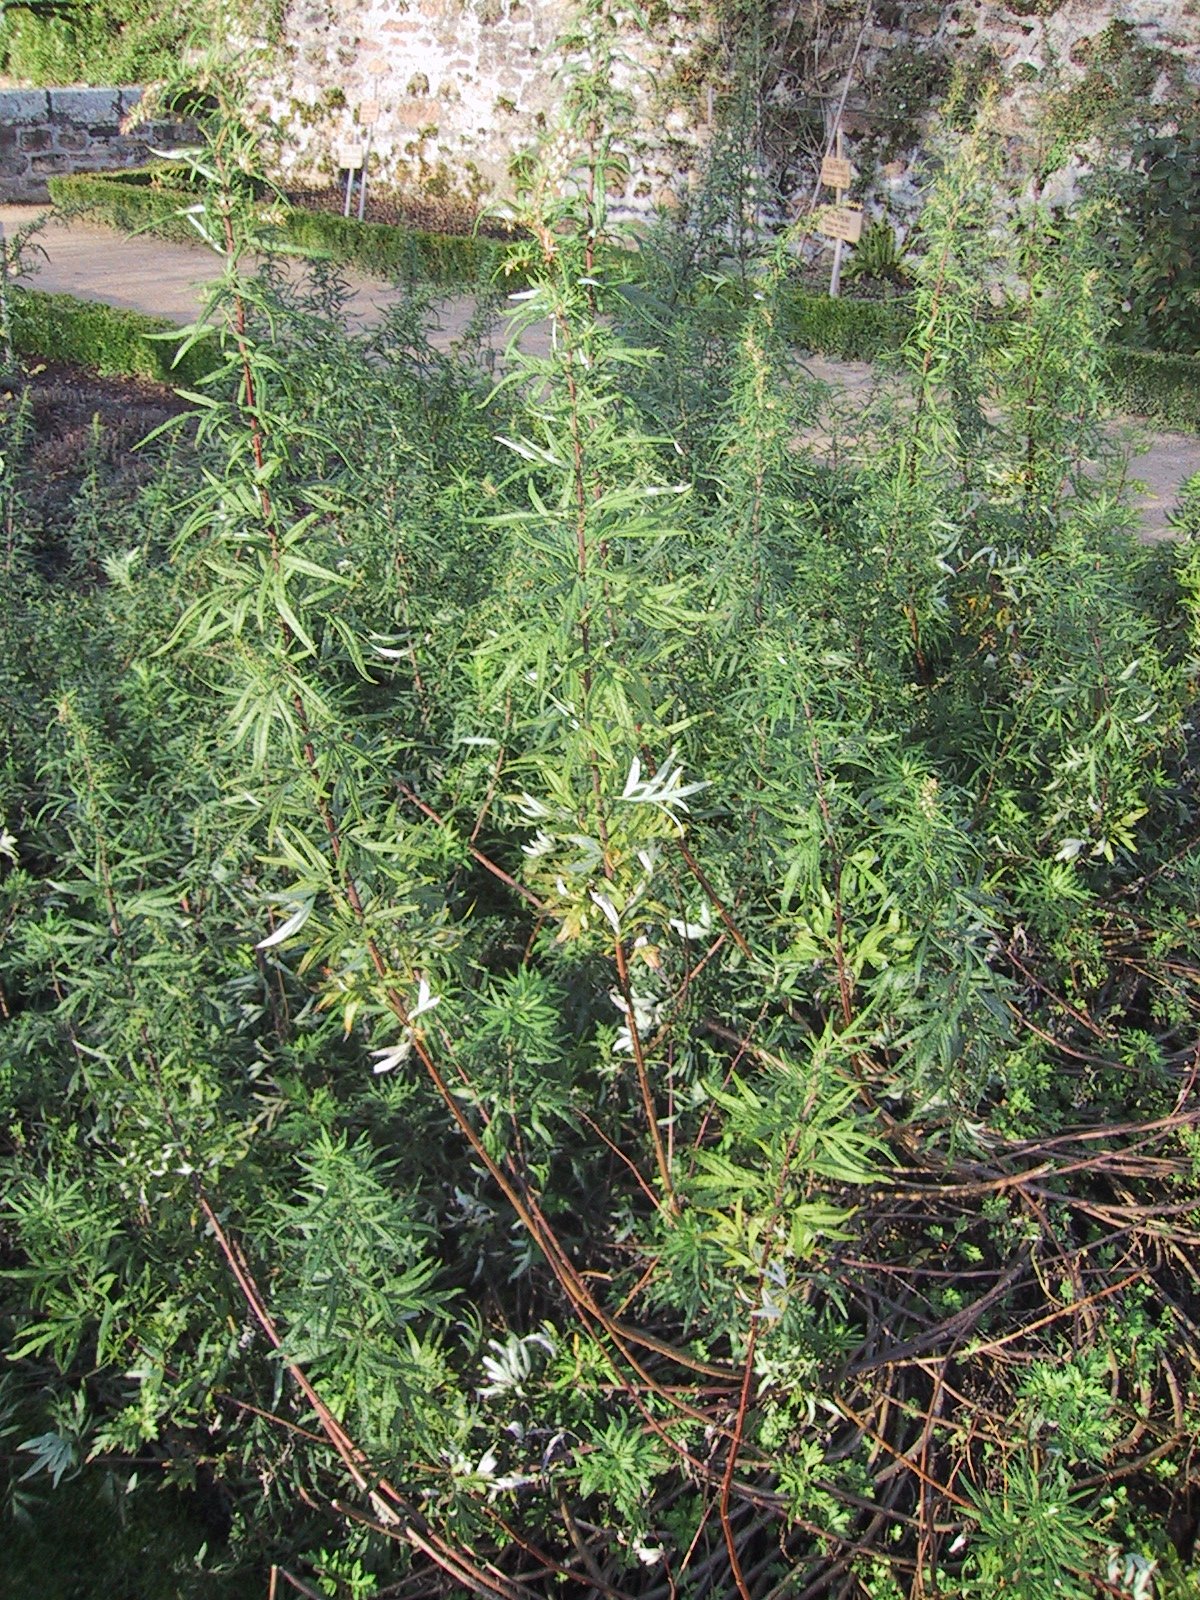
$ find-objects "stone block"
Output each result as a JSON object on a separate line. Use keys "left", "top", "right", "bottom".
{"left": 54, "top": 128, "right": 89, "bottom": 152}
{"left": 69, "top": 146, "right": 134, "bottom": 168}
{"left": 0, "top": 153, "right": 31, "bottom": 179}
{"left": 0, "top": 89, "right": 49, "bottom": 125}
{"left": 395, "top": 97, "right": 439, "bottom": 126}
{"left": 117, "top": 86, "right": 144, "bottom": 116}
{"left": 30, "top": 152, "right": 76, "bottom": 174}
{"left": 48, "top": 87, "right": 120, "bottom": 126}
{"left": 19, "top": 128, "right": 53, "bottom": 152}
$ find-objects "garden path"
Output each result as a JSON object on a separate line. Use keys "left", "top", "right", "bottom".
{"left": 4, "top": 202, "right": 1197, "bottom": 541}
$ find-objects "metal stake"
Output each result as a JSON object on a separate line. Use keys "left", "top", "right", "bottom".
{"left": 357, "top": 127, "right": 372, "bottom": 222}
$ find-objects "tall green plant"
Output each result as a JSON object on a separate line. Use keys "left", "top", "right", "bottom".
{"left": 3, "top": 39, "right": 1200, "bottom": 1600}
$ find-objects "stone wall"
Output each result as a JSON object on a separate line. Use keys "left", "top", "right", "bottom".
{"left": 0, "top": 87, "right": 194, "bottom": 204}
{"left": 869, "top": 0, "right": 1200, "bottom": 139}
{"left": 255, "top": 0, "right": 1200, "bottom": 219}
{"left": 255, "top": 0, "right": 713, "bottom": 215}
{"left": 852, "top": 0, "right": 1200, "bottom": 225}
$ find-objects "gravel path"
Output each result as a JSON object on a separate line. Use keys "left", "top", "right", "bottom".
{"left": 5, "top": 203, "right": 1197, "bottom": 540}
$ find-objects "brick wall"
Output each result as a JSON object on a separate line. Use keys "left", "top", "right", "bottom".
{"left": 0, "top": 87, "right": 194, "bottom": 203}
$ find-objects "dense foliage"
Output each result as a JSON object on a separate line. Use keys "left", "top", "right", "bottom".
{"left": 44, "top": 169, "right": 1200, "bottom": 433}
{"left": 3, "top": 34, "right": 1200, "bottom": 1600}
{"left": 1114, "top": 129, "right": 1200, "bottom": 358}
{"left": 6, "top": 284, "right": 217, "bottom": 385}
{"left": 0, "top": 0, "right": 197, "bottom": 85}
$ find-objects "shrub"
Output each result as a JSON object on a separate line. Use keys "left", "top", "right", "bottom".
{"left": 42, "top": 168, "right": 1200, "bottom": 431}
{"left": 0, "top": 0, "right": 198, "bottom": 85}
{"left": 840, "top": 218, "right": 913, "bottom": 288}
{"left": 1102, "top": 344, "right": 1200, "bottom": 431}
{"left": 277, "top": 206, "right": 508, "bottom": 286}
{"left": 49, "top": 170, "right": 203, "bottom": 245}
{"left": 5, "top": 56, "right": 1200, "bottom": 1600}
{"left": 780, "top": 284, "right": 911, "bottom": 359}
{"left": 7, "top": 284, "right": 215, "bottom": 384}
{"left": 1115, "top": 129, "right": 1200, "bottom": 356}
{"left": 50, "top": 169, "right": 515, "bottom": 288}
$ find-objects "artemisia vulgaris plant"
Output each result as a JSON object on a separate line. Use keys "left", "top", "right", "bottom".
{"left": 2, "top": 19, "right": 1200, "bottom": 1600}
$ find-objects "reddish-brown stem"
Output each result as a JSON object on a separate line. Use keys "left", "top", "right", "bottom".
{"left": 675, "top": 839, "right": 755, "bottom": 960}
{"left": 613, "top": 931, "right": 678, "bottom": 1213}
{"left": 575, "top": 1105, "right": 661, "bottom": 1211}
{"left": 396, "top": 781, "right": 542, "bottom": 909}
{"left": 719, "top": 1315, "right": 760, "bottom": 1600}
{"left": 800, "top": 702, "right": 854, "bottom": 1029}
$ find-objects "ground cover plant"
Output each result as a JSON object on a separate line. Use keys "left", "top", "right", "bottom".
{"left": 3, "top": 22, "right": 1200, "bottom": 1600}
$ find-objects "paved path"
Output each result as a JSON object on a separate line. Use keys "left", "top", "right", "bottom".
{"left": 5, "top": 203, "right": 1197, "bottom": 540}
{"left": 799, "top": 354, "right": 1199, "bottom": 543}
{"left": 0, "top": 203, "right": 482, "bottom": 339}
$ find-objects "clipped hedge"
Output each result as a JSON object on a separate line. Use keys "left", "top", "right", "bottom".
{"left": 48, "top": 170, "right": 204, "bottom": 248}
{"left": 49, "top": 169, "right": 511, "bottom": 288}
{"left": 1101, "top": 345, "right": 1200, "bottom": 433}
{"left": 34, "top": 172, "right": 1200, "bottom": 429}
{"left": 8, "top": 286, "right": 217, "bottom": 387}
{"left": 780, "top": 287, "right": 911, "bottom": 363}
{"left": 0, "top": 0, "right": 191, "bottom": 88}
{"left": 276, "top": 207, "right": 508, "bottom": 287}
{"left": 781, "top": 287, "right": 1200, "bottom": 431}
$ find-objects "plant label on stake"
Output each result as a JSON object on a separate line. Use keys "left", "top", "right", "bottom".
{"left": 340, "top": 142, "right": 365, "bottom": 217}
{"left": 821, "top": 206, "right": 864, "bottom": 245}
{"left": 348, "top": 108, "right": 378, "bottom": 223}
{"left": 358, "top": 127, "right": 373, "bottom": 220}
{"left": 823, "top": 127, "right": 857, "bottom": 298}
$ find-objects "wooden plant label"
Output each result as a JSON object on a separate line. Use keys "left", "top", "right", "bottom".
{"left": 820, "top": 154, "right": 853, "bottom": 191}
{"left": 820, "top": 205, "right": 863, "bottom": 244}
{"left": 359, "top": 99, "right": 380, "bottom": 126}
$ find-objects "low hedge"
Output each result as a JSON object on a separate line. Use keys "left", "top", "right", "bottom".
{"left": 48, "top": 170, "right": 204, "bottom": 248}
{"left": 1101, "top": 345, "right": 1200, "bottom": 433}
{"left": 49, "top": 170, "right": 511, "bottom": 288}
{"left": 277, "top": 207, "right": 507, "bottom": 287}
{"left": 8, "top": 286, "right": 217, "bottom": 386}
{"left": 31, "top": 174, "right": 1200, "bottom": 430}
{"left": 780, "top": 287, "right": 911, "bottom": 363}
{"left": 781, "top": 288, "right": 1199, "bottom": 431}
